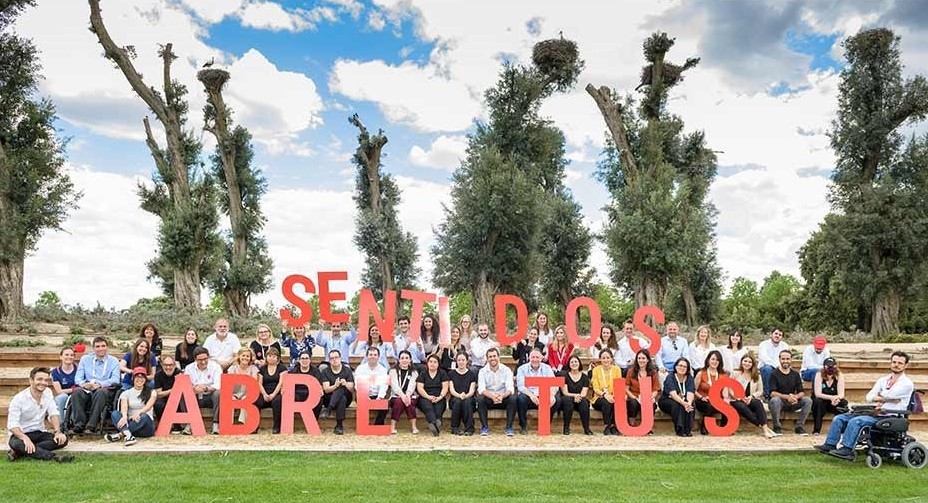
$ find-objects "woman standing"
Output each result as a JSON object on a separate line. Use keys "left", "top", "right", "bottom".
{"left": 255, "top": 348, "right": 287, "bottom": 434}
{"left": 439, "top": 325, "right": 468, "bottom": 371}
{"left": 448, "top": 353, "right": 477, "bottom": 435}
{"left": 688, "top": 325, "right": 715, "bottom": 373}
{"left": 560, "top": 355, "right": 592, "bottom": 435}
{"left": 659, "top": 357, "right": 696, "bottom": 437}
{"left": 250, "top": 323, "right": 282, "bottom": 368}
{"left": 730, "top": 353, "right": 778, "bottom": 438}
{"left": 175, "top": 328, "right": 200, "bottom": 370}
{"left": 625, "top": 349, "right": 660, "bottom": 432}
{"left": 591, "top": 349, "right": 623, "bottom": 435}
{"left": 546, "top": 325, "right": 574, "bottom": 375}
{"left": 105, "top": 367, "right": 156, "bottom": 446}
{"left": 388, "top": 350, "right": 419, "bottom": 434}
{"left": 512, "top": 327, "right": 546, "bottom": 366}
{"left": 812, "top": 357, "right": 847, "bottom": 435}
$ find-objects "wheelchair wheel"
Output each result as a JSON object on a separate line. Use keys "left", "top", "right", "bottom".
{"left": 901, "top": 442, "right": 927, "bottom": 469}
{"left": 866, "top": 453, "right": 882, "bottom": 469}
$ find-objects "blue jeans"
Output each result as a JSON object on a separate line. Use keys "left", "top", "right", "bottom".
{"left": 759, "top": 365, "right": 776, "bottom": 398}
{"left": 110, "top": 411, "right": 155, "bottom": 438}
{"left": 825, "top": 413, "right": 878, "bottom": 448}
{"left": 800, "top": 369, "right": 818, "bottom": 382}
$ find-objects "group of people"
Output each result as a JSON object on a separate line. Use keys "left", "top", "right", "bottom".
{"left": 6, "top": 315, "right": 916, "bottom": 464}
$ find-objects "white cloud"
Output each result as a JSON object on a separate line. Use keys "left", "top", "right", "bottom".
{"left": 330, "top": 59, "right": 482, "bottom": 132}
{"left": 367, "top": 10, "right": 386, "bottom": 31}
{"left": 23, "top": 166, "right": 162, "bottom": 308}
{"left": 239, "top": 1, "right": 312, "bottom": 31}
{"left": 409, "top": 135, "right": 467, "bottom": 170}
{"left": 176, "top": 0, "right": 245, "bottom": 24}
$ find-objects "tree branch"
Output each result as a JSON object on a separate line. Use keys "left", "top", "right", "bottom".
{"left": 585, "top": 83, "right": 639, "bottom": 179}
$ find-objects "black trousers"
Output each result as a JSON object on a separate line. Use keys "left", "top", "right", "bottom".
{"left": 70, "top": 386, "right": 116, "bottom": 431}
{"left": 476, "top": 395, "right": 515, "bottom": 429}
{"left": 449, "top": 396, "right": 475, "bottom": 432}
{"left": 323, "top": 388, "right": 353, "bottom": 423}
{"left": 659, "top": 396, "right": 694, "bottom": 435}
{"left": 417, "top": 398, "right": 447, "bottom": 425}
{"left": 625, "top": 397, "right": 657, "bottom": 423}
{"left": 593, "top": 397, "right": 615, "bottom": 428}
{"left": 255, "top": 394, "right": 283, "bottom": 431}
{"left": 812, "top": 397, "right": 848, "bottom": 434}
{"left": 732, "top": 398, "right": 767, "bottom": 427}
{"left": 9, "top": 430, "right": 67, "bottom": 460}
{"left": 561, "top": 396, "right": 590, "bottom": 431}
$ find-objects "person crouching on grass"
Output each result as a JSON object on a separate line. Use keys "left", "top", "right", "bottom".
{"left": 105, "top": 367, "right": 156, "bottom": 446}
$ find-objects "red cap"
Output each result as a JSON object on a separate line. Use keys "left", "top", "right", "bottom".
{"left": 812, "top": 337, "right": 827, "bottom": 350}
{"left": 131, "top": 366, "right": 147, "bottom": 377}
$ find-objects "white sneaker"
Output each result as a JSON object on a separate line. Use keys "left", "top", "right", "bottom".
{"left": 123, "top": 435, "right": 137, "bottom": 446}
{"left": 181, "top": 425, "right": 192, "bottom": 435}
{"left": 212, "top": 423, "right": 220, "bottom": 435}
{"left": 104, "top": 433, "right": 121, "bottom": 443}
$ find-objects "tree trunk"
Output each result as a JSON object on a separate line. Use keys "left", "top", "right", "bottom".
{"left": 224, "top": 289, "right": 249, "bottom": 318}
{"left": 474, "top": 272, "right": 498, "bottom": 328}
{"left": 0, "top": 257, "right": 25, "bottom": 322}
{"left": 634, "top": 276, "right": 665, "bottom": 309}
{"left": 173, "top": 268, "right": 200, "bottom": 313}
{"left": 681, "top": 284, "right": 698, "bottom": 328}
{"left": 871, "top": 290, "right": 900, "bottom": 338}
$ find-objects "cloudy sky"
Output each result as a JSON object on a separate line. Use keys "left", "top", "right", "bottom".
{"left": 13, "top": 0, "right": 928, "bottom": 310}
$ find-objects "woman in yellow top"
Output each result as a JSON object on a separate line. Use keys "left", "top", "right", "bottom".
{"left": 591, "top": 349, "right": 623, "bottom": 436}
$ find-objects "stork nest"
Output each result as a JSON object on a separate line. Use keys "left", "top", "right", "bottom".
{"left": 197, "top": 68, "right": 230, "bottom": 90}
{"left": 643, "top": 32, "right": 676, "bottom": 62}
{"left": 532, "top": 38, "right": 583, "bottom": 91}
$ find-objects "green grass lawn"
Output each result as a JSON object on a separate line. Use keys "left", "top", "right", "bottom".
{"left": 2, "top": 451, "right": 926, "bottom": 502}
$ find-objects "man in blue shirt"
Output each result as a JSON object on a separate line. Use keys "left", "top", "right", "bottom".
{"left": 70, "top": 337, "right": 120, "bottom": 434}
{"left": 317, "top": 322, "right": 356, "bottom": 368}
{"left": 657, "top": 322, "right": 687, "bottom": 372}
{"left": 515, "top": 349, "right": 556, "bottom": 434}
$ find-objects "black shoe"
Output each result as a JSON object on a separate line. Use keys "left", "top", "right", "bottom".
{"left": 584, "top": 429, "right": 594, "bottom": 436}
{"left": 795, "top": 426, "right": 808, "bottom": 436}
{"left": 699, "top": 423, "right": 709, "bottom": 435}
{"left": 684, "top": 432, "right": 693, "bottom": 437}
{"left": 463, "top": 430, "right": 474, "bottom": 436}
{"left": 814, "top": 443, "right": 837, "bottom": 453}
{"left": 7, "top": 450, "right": 19, "bottom": 462}
{"left": 451, "top": 428, "right": 460, "bottom": 435}
{"left": 72, "top": 425, "right": 84, "bottom": 435}
{"left": 611, "top": 426, "right": 621, "bottom": 436}
{"left": 828, "top": 447, "right": 856, "bottom": 461}
{"left": 563, "top": 427, "right": 570, "bottom": 435}
{"left": 520, "top": 427, "right": 527, "bottom": 435}
{"left": 334, "top": 425, "right": 344, "bottom": 435}
{"left": 773, "top": 426, "right": 782, "bottom": 435}
{"left": 603, "top": 426, "right": 612, "bottom": 435}
{"left": 272, "top": 428, "right": 280, "bottom": 434}
{"left": 648, "top": 430, "right": 654, "bottom": 436}
{"left": 428, "top": 422, "right": 439, "bottom": 436}
{"left": 54, "top": 454, "right": 75, "bottom": 463}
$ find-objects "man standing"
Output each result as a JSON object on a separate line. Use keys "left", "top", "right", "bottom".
{"left": 153, "top": 355, "right": 184, "bottom": 433}
{"left": 800, "top": 336, "right": 830, "bottom": 382}
{"left": 515, "top": 349, "right": 556, "bottom": 434}
{"left": 319, "top": 350, "right": 355, "bottom": 434}
{"left": 354, "top": 346, "right": 389, "bottom": 426}
{"left": 817, "top": 351, "right": 915, "bottom": 460}
{"left": 476, "top": 348, "right": 516, "bottom": 436}
{"left": 657, "top": 322, "right": 687, "bottom": 372}
{"left": 757, "top": 328, "right": 789, "bottom": 400}
{"left": 202, "top": 318, "right": 241, "bottom": 371}
{"left": 7, "top": 367, "right": 72, "bottom": 462}
{"left": 469, "top": 323, "right": 498, "bottom": 372}
{"left": 71, "top": 336, "right": 120, "bottom": 435}
{"left": 317, "top": 322, "right": 357, "bottom": 366}
{"left": 768, "top": 350, "right": 812, "bottom": 435}
{"left": 184, "top": 347, "right": 223, "bottom": 435}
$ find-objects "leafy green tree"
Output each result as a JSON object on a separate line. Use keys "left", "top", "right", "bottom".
{"left": 198, "top": 68, "right": 273, "bottom": 317}
{"left": 720, "top": 277, "right": 760, "bottom": 329}
{"left": 802, "top": 28, "right": 928, "bottom": 336}
{"left": 0, "top": 0, "right": 80, "bottom": 321}
{"left": 797, "top": 225, "right": 863, "bottom": 332}
{"left": 432, "top": 37, "right": 587, "bottom": 324}
{"left": 756, "top": 271, "right": 803, "bottom": 330}
{"left": 34, "top": 291, "right": 62, "bottom": 309}
{"left": 589, "top": 32, "right": 719, "bottom": 318}
{"left": 89, "top": 0, "right": 222, "bottom": 311}
{"left": 538, "top": 190, "right": 594, "bottom": 310}
{"left": 349, "top": 114, "right": 419, "bottom": 298}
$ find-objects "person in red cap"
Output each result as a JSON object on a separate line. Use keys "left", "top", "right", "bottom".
{"left": 105, "top": 367, "right": 156, "bottom": 446}
{"left": 801, "top": 336, "right": 831, "bottom": 382}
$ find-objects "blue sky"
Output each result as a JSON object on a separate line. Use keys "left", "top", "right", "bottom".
{"left": 12, "top": 0, "right": 928, "bottom": 310}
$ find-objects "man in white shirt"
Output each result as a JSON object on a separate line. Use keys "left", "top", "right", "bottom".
{"left": 469, "top": 323, "right": 498, "bottom": 371}
{"left": 817, "top": 351, "right": 915, "bottom": 460}
{"left": 476, "top": 348, "right": 516, "bottom": 436}
{"left": 202, "top": 318, "right": 241, "bottom": 371}
{"left": 800, "top": 336, "right": 831, "bottom": 382}
{"left": 515, "top": 349, "right": 556, "bottom": 434}
{"left": 184, "top": 347, "right": 223, "bottom": 435}
{"left": 391, "top": 316, "right": 424, "bottom": 367}
{"left": 354, "top": 346, "right": 389, "bottom": 425}
{"left": 757, "top": 328, "right": 789, "bottom": 400}
{"left": 7, "top": 367, "right": 72, "bottom": 462}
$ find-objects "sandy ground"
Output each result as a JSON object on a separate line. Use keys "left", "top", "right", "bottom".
{"left": 58, "top": 426, "right": 928, "bottom": 454}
